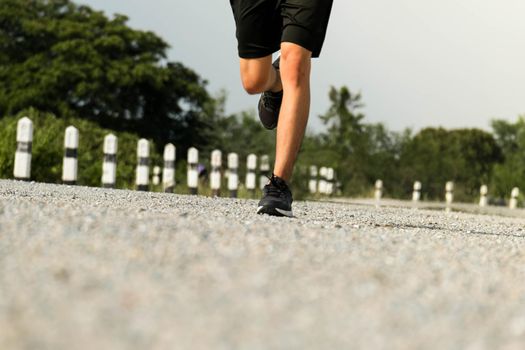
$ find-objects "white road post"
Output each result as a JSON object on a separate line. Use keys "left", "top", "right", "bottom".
{"left": 412, "top": 181, "right": 422, "bottom": 202}
{"left": 319, "top": 167, "right": 328, "bottom": 195}
{"left": 210, "top": 150, "right": 222, "bottom": 197}
{"left": 259, "top": 155, "right": 270, "bottom": 190}
{"left": 14, "top": 117, "right": 33, "bottom": 180}
{"left": 62, "top": 126, "right": 79, "bottom": 185}
{"left": 228, "top": 153, "right": 239, "bottom": 198}
{"left": 479, "top": 185, "right": 488, "bottom": 207}
{"left": 309, "top": 165, "right": 318, "bottom": 194}
{"left": 509, "top": 187, "right": 519, "bottom": 209}
{"left": 187, "top": 147, "right": 199, "bottom": 195}
{"left": 152, "top": 166, "right": 161, "bottom": 186}
{"left": 163, "top": 144, "right": 176, "bottom": 193}
{"left": 246, "top": 154, "right": 257, "bottom": 197}
{"left": 374, "top": 179, "right": 383, "bottom": 203}
{"left": 445, "top": 181, "right": 454, "bottom": 211}
{"left": 102, "top": 134, "right": 118, "bottom": 188}
{"left": 136, "top": 139, "right": 150, "bottom": 191}
{"left": 326, "top": 168, "right": 335, "bottom": 195}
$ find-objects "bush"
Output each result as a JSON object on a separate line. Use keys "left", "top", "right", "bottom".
{"left": 0, "top": 108, "right": 161, "bottom": 189}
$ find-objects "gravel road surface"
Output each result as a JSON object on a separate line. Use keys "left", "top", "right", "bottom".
{"left": 1, "top": 180, "right": 525, "bottom": 350}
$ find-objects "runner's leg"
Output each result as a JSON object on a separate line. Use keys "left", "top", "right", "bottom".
{"left": 273, "top": 42, "right": 312, "bottom": 181}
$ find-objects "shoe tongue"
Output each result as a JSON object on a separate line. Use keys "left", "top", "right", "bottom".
{"left": 271, "top": 175, "right": 287, "bottom": 189}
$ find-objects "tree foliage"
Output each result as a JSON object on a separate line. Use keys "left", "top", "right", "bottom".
{"left": 0, "top": 0, "right": 215, "bottom": 154}
{"left": 310, "top": 86, "right": 505, "bottom": 201}
{"left": 316, "top": 86, "right": 405, "bottom": 196}
{"left": 399, "top": 128, "right": 502, "bottom": 200}
{"left": 490, "top": 117, "right": 525, "bottom": 200}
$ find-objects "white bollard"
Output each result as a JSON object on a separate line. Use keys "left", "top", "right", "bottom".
{"left": 102, "top": 134, "right": 118, "bottom": 188}
{"left": 374, "top": 179, "right": 383, "bottom": 202}
{"left": 187, "top": 147, "right": 199, "bottom": 195}
{"left": 445, "top": 181, "right": 454, "bottom": 211}
{"left": 259, "top": 155, "right": 270, "bottom": 190}
{"left": 509, "top": 187, "right": 520, "bottom": 209}
{"left": 135, "top": 139, "right": 150, "bottom": 191}
{"left": 309, "top": 166, "right": 318, "bottom": 194}
{"left": 152, "top": 166, "right": 161, "bottom": 186}
{"left": 14, "top": 117, "right": 33, "bottom": 180}
{"left": 62, "top": 126, "right": 79, "bottom": 185}
{"left": 246, "top": 154, "right": 257, "bottom": 196}
{"left": 210, "top": 150, "right": 222, "bottom": 197}
{"left": 318, "top": 167, "right": 328, "bottom": 195}
{"left": 228, "top": 153, "right": 239, "bottom": 198}
{"left": 163, "top": 144, "right": 176, "bottom": 193}
{"left": 412, "top": 181, "right": 422, "bottom": 202}
{"left": 479, "top": 185, "right": 488, "bottom": 207}
{"left": 326, "top": 168, "right": 335, "bottom": 195}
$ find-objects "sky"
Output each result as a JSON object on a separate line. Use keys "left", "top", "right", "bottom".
{"left": 81, "top": 0, "right": 525, "bottom": 133}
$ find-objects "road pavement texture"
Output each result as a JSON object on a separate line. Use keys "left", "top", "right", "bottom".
{"left": 1, "top": 180, "right": 525, "bottom": 350}
{"left": 332, "top": 198, "right": 525, "bottom": 219}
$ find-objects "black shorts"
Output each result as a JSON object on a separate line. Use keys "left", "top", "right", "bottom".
{"left": 229, "top": 0, "right": 333, "bottom": 59}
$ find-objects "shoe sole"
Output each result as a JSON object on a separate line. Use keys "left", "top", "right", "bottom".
{"left": 257, "top": 206, "right": 293, "bottom": 218}
{"left": 258, "top": 95, "right": 279, "bottom": 130}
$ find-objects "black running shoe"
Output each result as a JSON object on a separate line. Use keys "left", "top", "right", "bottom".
{"left": 257, "top": 174, "right": 293, "bottom": 217}
{"left": 258, "top": 57, "right": 282, "bottom": 130}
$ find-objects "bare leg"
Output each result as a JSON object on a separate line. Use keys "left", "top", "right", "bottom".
{"left": 239, "top": 56, "right": 282, "bottom": 95}
{"left": 273, "top": 42, "right": 312, "bottom": 181}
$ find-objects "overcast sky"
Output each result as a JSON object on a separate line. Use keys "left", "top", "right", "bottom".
{"left": 81, "top": 0, "right": 525, "bottom": 133}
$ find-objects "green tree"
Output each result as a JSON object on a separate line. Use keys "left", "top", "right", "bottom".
{"left": 318, "top": 86, "right": 403, "bottom": 196}
{"left": 490, "top": 117, "right": 525, "bottom": 200}
{"left": 0, "top": 0, "right": 215, "bottom": 153}
{"left": 399, "top": 128, "right": 502, "bottom": 201}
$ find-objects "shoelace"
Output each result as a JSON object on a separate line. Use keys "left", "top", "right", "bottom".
{"left": 265, "top": 175, "right": 288, "bottom": 198}
{"left": 262, "top": 91, "right": 282, "bottom": 110}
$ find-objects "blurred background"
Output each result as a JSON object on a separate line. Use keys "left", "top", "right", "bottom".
{"left": 1, "top": 0, "right": 524, "bottom": 202}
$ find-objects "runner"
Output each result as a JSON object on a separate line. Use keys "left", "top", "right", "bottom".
{"left": 229, "top": 0, "right": 333, "bottom": 217}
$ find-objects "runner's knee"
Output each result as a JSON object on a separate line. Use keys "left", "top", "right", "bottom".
{"left": 240, "top": 57, "right": 273, "bottom": 94}
{"left": 280, "top": 44, "right": 311, "bottom": 88}
{"left": 241, "top": 72, "right": 270, "bottom": 95}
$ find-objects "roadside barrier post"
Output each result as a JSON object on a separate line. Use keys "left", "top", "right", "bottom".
{"left": 509, "top": 187, "right": 519, "bottom": 209}
{"left": 319, "top": 167, "right": 327, "bottom": 195}
{"left": 374, "top": 179, "right": 383, "bottom": 203}
{"left": 152, "top": 166, "right": 161, "bottom": 186}
{"left": 62, "top": 126, "right": 79, "bottom": 185}
{"left": 228, "top": 153, "right": 239, "bottom": 198}
{"left": 14, "top": 117, "right": 33, "bottom": 181}
{"left": 163, "top": 144, "right": 176, "bottom": 193}
{"left": 479, "top": 185, "right": 488, "bottom": 207}
{"left": 327, "top": 168, "right": 335, "bottom": 195}
{"left": 102, "top": 134, "right": 118, "bottom": 188}
{"left": 445, "top": 181, "right": 454, "bottom": 211}
{"left": 136, "top": 139, "right": 150, "bottom": 191}
{"left": 210, "top": 150, "right": 222, "bottom": 197}
{"left": 412, "top": 181, "right": 422, "bottom": 202}
{"left": 187, "top": 147, "right": 199, "bottom": 195}
{"left": 309, "top": 166, "right": 318, "bottom": 194}
{"left": 246, "top": 154, "right": 257, "bottom": 197}
{"left": 259, "top": 155, "right": 270, "bottom": 190}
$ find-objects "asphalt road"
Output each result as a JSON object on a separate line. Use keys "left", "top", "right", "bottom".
{"left": 1, "top": 180, "right": 525, "bottom": 350}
